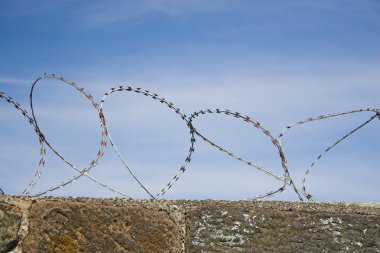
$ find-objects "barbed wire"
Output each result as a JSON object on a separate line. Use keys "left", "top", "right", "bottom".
{"left": 1, "top": 74, "right": 379, "bottom": 201}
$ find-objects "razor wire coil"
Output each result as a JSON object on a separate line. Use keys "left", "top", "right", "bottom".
{"left": 1, "top": 74, "right": 379, "bottom": 202}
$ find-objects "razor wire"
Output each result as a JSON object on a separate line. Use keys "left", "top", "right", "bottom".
{"left": 28, "top": 74, "right": 132, "bottom": 198}
{"left": 100, "top": 86, "right": 196, "bottom": 199}
{"left": 0, "top": 74, "right": 379, "bottom": 201}
{"left": 188, "top": 109, "right": 304, "bottom": 200}
{"left": 278, "top": 108, "right": 380, "bottom": 200}
{"left": 0, "top": 91, "right": 46, "bottom": 195}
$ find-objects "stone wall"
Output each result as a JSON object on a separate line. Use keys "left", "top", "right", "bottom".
{"left": 1, "top": 195, "right": 379, "bottom": 253}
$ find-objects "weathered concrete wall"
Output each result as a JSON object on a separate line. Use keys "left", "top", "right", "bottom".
{"left": 0, "top": 195, "right": 379, "bottom": 253}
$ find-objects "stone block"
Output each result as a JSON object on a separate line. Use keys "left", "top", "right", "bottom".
{"left": 22, "top": 199, "right": 182, "bottom": 253}
{"left": 0, "top": 202, "right": 22, "bottom": 253}
{"left": 185, "top": 201, "right": 380, "bottom": 253}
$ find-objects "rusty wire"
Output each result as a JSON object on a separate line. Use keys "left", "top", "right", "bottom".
{"left": 29, "top": 74, "right": 131, "bottom": 197}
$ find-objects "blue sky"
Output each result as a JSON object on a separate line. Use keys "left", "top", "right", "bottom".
{"left": 0, "top": 0, "right": 379, "bottom": 201}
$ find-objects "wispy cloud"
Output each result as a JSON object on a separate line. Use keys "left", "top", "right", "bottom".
{"left": 0, "top": 77, "right": 31, "bottom": 85}
{"left": 78, "top": 0, "right": 380, "bottom": 29}
{"left": 81, "top": 0, "right": 231, "bottom": 27}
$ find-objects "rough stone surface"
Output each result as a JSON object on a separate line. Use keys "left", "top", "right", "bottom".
{"left": 0, "top": 196, "right": 380, "bottom": 253}
{"left": 22, "top": 199, "right": 182, "bottom": 253}
{"left": 0, "top": 202, "right": 22, "bottom": 253}
{"left": 185, "top": 201, "right": 380, "bottom": 253}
